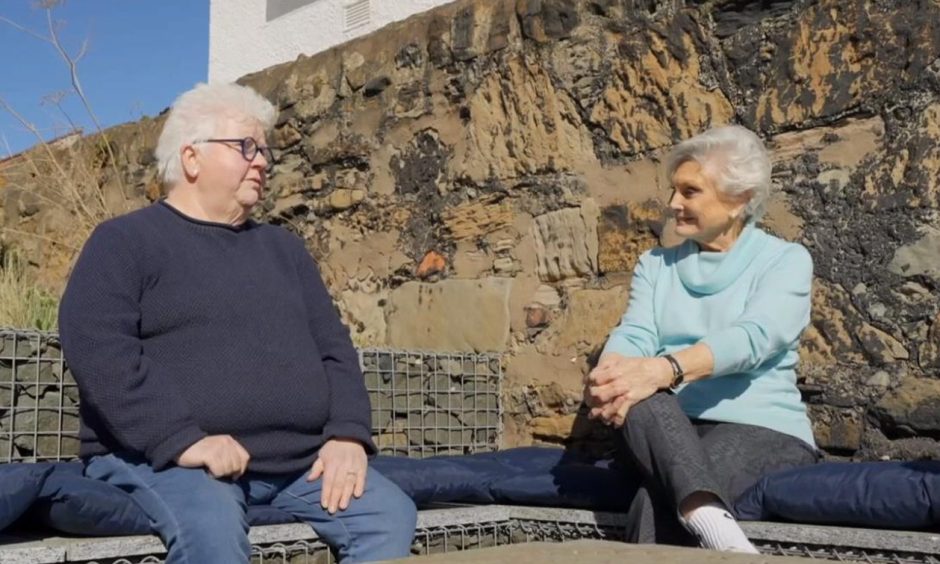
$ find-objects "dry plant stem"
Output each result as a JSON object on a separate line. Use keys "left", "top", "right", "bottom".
{"left": 0, "top": 6, "right": 126, "bottom": 197}
{"left": 0, "top": 251, "right": 58, "bottom": 330}
{"left": 1, "top": 228, "right": 79, "bottom": 253}
{"left": 0, "top": 99, "right": 108, "bottom": 229}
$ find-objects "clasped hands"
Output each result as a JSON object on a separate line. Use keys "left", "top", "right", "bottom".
{"left": 583, "top": 353, "right": 672, "bottom": 428}
{"left": 177, "top": 435, "right": 367, "bottom": 514}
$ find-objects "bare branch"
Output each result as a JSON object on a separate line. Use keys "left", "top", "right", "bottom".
{"left": 0, "top": 15, "right": 51, "bottom": 43}
{"left": 42, "top": 6, "right": 125, "bottom": 194}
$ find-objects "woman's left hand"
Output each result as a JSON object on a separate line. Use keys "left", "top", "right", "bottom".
{"left": 586, "top": 355, "right": 672, "bottom": 427}
{"left": 307, "top": 438, "right": 368, "bottom": 514}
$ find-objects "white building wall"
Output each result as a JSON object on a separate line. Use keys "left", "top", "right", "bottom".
{"left": 209, "top": 0, "right": 456, "bottom": 83}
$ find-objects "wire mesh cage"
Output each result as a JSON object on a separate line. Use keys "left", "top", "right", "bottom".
{"left": 0, "top": 330, "right": 80, "bottom": 463}
{"left": 0, "top": 329, "right": 503, "bottom": 464}
{"left": 361, "top": 349, "right": 502, "bottom": 458}
{"left": 63, "top": 513, "right": 940, "bottom": 564}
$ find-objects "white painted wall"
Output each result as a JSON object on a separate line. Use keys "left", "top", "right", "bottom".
{"left": 209, "top": 0, "right": 456, "bottom": 83}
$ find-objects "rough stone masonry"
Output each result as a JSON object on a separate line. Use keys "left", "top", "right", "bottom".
{"left": 2, "top": 0, "right": 939, "bottom": 461}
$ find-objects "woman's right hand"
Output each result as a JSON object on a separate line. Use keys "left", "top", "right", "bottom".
{"left": 585, "top": 353, "right": 672, "bottom": 425}
{"left": 176, "top": 435, "right": 250, "bottom": 479}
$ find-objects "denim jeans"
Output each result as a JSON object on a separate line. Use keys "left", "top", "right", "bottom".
{"left": 85, "top": 453, "right": 417, "bottom": 564}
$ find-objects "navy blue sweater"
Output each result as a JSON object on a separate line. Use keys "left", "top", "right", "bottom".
{"left": 59, "top": 202, "right": 375, "bottom": 474}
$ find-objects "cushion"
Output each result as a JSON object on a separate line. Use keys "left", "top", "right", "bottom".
{"left": 370, "top": 454, "right": 504, "bottom": 505}
{"left": 30, "top": 462, "right": 297, "bottom": 536}
{"left": 0, "top": 462, "right": 53, "bottom": 530}
{"left": 734, "top": 460, "right": 940, "bottom": 529}
{"left": 30, "top": 462, "right": 151, "bottom": 535}
{"left": 491, "top": 462, "right": 639, "bottom": 511}
{"left": 371, "top": 447, "right": 633, "bottom": 508}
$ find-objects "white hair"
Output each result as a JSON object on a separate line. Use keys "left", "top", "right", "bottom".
{"left": 666, "top": 125, "right": 772, "bottom": 221}
{"left": 155, "top": 82, "right": 277, "bottom": 185}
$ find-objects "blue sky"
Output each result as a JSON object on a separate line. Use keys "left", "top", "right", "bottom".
{"left": 0, "top": 1, "right": 209, "bottom": 156}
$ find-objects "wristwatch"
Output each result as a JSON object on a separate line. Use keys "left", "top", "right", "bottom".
{"left": 662, "top": 353, "right": 685, "bottom": 389}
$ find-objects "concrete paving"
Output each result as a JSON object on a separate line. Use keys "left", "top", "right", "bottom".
{"left": 392, "top": 539, "right": 816, "bottom": 563}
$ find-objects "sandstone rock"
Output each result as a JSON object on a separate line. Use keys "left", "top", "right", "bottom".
{"left": 811, "top": 407, "right": 863, "bottom": 453}
{"left": 858, "top": 323, "right": 909, "bottom": 364}
{"left": 282, "top": 65, "right": 339, "bottom": 121}
{"left": 769, "top": 116, "right": 885, "bottom": 169}
{"left": 343, "top": 51, "right": 369, "bottom": 91}
{"left": 267, "top": 168, "right": 307, "bottom": 199}
{"left": 456, "top": 56, "right": 596, "bottom": 180}
{"left": 530, "top": 413, "right": 576, "bottom": 441}
{"left": 865, "top": 370, "right": 891, "bottom": 389}
{"left": 549, "top": 285, "right": 629, "bottom": 355}
{"left": 516, "top": 0, "right": 579, "bottom": 43}
{"left": 272, "top": 122, "right": 302, "bottom": 149}
{"left": 860, "top": 103, "right": 940, "bottom": 210}
{"left": 323, "top": 188, "right": 365, "bottom": 211}
{"left": 807, "top": 282, "right": 867, "bottom": 365}
{"left": 588, "top": 11, "right": 734, "bottom": 156}
{"left": 452, "top": 240, "right": 491, "bottom": 278}
{"left": 597, "top": 202, "right": 660, "bottom": 274}
{"left": 442, "top": 196, "right": 513, "bottom": 240}
{"left": 387, "top": 278, "right": 512, "bottom": 351}
{"left": 537, "top": 381, "right": 580, "bottom": 411}
{"left": 505, "top": 345, "right": 584, "bottom": 389}
{"left": 872, "top": 377, "right": 940, "bottom": 436}
{"left": 530, "top": 285, "right": 561, "bottom": 308}
{"left": 919, "top": 314, "right": 940, "bottom": 372}
{"left": 532, "top": 200, "right": 599, "bottom": 281}
{"left": 493, "top": 257, "right": 518, "bottom": 275}
{"left": 339, "top": 288, "right": 389, "bottom": 348}
{"left": 889, "top": 225, "right": 940, "bottom": 283}
{"left": 736, "top": 0, "right": 940, "bottom": 130}
{"left": 451, "top": 2, "right": 515, "bottom": 61}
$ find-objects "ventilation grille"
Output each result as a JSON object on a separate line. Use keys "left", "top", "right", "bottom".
{"left": 344, "top": 0, "right": 371, "bottom": 31}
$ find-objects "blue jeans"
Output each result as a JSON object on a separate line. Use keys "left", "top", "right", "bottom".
{"left": 85, "top": 454, "right": 417, "bottom": 564}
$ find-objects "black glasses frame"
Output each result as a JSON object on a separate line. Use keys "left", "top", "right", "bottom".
{"left": 195, "top": 137, "right": 275, "bottom": 169}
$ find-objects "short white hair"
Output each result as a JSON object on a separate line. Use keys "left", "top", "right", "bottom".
{"left": 155, "top": 82, "right": 277, "bottom": 184}
{"left": 666, "top": 125, "right": 772, "bottom": 221}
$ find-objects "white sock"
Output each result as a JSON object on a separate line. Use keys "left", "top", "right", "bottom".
{"left": 680, "top": 502, "right": 759, "bottom": 554}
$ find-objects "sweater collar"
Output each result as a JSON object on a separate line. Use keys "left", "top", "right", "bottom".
{"left": 157, "top": 200, "right": 255, "bottom": 232}
{"left": 674, "top": 222, "right": 770, "bottom": 294}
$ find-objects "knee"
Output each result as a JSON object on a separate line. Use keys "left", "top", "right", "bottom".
{"left": 171, "top": 478, "right": 247, "bottom": 542}
{"left": 623, "top": 392, "right": 673, "bottom": 430}
{"left": 367, "top": 472, "right": 418, "bottom": 542}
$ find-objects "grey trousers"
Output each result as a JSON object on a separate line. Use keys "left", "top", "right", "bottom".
{"left": 617, "top": 392, "right": 819, "bottom": 545}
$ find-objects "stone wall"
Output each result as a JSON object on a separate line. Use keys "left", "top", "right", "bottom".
{"left": 2, "top": 0, "right": 939, "bottom": 460}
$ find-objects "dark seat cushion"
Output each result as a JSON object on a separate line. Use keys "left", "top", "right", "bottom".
{"left": 0, "top": 463, "right": 53, "bottom": 530}
{"left": 25, "top": 462, "right": 297, "bottom": 536}
{"left": 734, "top": 460, "right": 940, "bottom": 529}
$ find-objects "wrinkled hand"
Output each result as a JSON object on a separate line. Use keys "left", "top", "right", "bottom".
{"left": 585, "top": 354, "right": 671, "bottom": 427}
{"left": 176, "top": 435, "right": 250, "bottom": 479}
{"left": 307, "top": 438, "right": 368, "bottom": 514}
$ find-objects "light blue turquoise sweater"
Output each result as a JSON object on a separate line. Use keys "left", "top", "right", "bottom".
{"left": 602, "top": 224, "right": 816, "bottom": 447}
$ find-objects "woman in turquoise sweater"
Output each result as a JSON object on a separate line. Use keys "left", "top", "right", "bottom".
{"left": 584, "top": 125, "right": 818, "bottom": 553}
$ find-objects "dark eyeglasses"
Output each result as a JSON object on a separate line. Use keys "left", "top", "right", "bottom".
{"left": 195, "top": 137, "right": 275, "bottom": 169}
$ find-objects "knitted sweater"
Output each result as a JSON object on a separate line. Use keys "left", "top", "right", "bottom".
{"left": 59, "top": 201, "right": 375, "bottom": 473}
{"left": 602, "top": 223, "right": 816, "bottom": 446}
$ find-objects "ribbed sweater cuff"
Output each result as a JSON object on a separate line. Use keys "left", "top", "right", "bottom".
{"left": 323, "top": 421, "right": 377, "bottom": 456}
{"left": 147, "top": 425, "right": 208, "bottom": 470}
